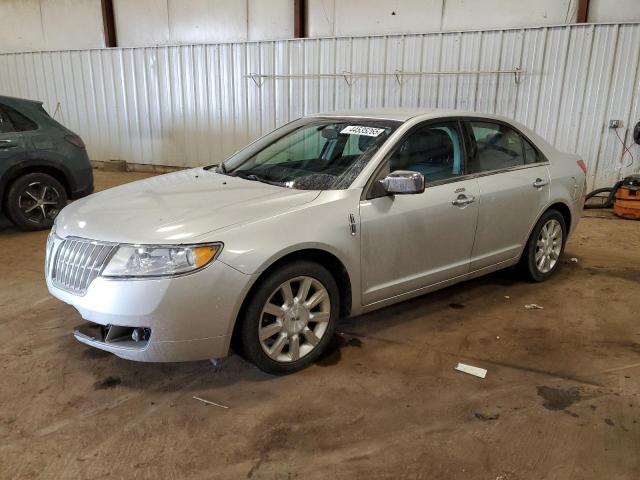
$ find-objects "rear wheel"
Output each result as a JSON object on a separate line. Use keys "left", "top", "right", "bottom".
{"left": 6, "top": 173, "right": 67, "bottom": 230}
{"left": 238, "top": 260, "right": 339, "bottom": 374}
{"left": 520, "top": 209, "right": 566, "bottom": 282}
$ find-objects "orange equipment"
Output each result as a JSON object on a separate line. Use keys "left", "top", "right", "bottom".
{"left": 614, "top": 175, "right": 640, "bottom": 220}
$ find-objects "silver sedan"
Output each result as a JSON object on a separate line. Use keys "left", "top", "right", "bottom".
{"left": 45, "top": 109, "right": 586, "bottom": 374}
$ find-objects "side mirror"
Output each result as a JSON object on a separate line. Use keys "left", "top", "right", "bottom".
{"left": 380, "top": 170, "right": 425, "bottom": 195}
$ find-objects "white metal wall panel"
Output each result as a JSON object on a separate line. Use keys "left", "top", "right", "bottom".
{"left": 597, "top": 24, "right": 640, "bottom": 186}
{"left": 0, "top": 23, "right": 639, "bottom": 189}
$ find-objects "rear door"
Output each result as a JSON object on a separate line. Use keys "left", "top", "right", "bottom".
{"left": 464, "top": 119, "right": 550, "bottom": 270}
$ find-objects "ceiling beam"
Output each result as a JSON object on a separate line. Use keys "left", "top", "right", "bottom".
{"left": 101, "top": 0, "right": 117, "bottom": 48}
{"left": 577, "top": 0, "right": 590, "bottom": 23}
{"left": 294, "top": 0, "right": 307, "bottom": 38}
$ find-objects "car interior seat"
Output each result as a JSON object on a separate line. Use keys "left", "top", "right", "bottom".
{"left": 390, "top": 129, "right": 457, "bottom": 181}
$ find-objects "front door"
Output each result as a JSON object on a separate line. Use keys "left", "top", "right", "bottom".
{"left": 464, "top": 119, "right": 551, "bottom": 270}
{"left": 360, "top": 121, "right": 479, "bottom": 305}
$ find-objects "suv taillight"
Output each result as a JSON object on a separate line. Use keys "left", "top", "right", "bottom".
{"left": 65, "top": 134, "right": 85, "bottom": 149}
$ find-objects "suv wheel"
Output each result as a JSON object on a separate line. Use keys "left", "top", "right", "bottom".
{"left": 6, "top": 173, "right": 67, "bottom": 230}
{"left": 238, "top": 260, "right": 340, "bottom": 374}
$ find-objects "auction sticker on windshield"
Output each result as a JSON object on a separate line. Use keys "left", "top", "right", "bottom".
{"left": 340, "top": 125, "right": 386, "bottom": 137}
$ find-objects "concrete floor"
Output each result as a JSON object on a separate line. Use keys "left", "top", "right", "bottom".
{"left": 1, "top": 170, "right": 639, "bottom": 479}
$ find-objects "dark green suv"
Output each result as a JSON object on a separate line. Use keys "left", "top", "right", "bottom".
{"left": 0, "top": 95, "right": 93, "bottom": 230}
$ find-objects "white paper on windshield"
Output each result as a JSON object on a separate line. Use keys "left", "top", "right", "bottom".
{"left": 340, "top": 125, "right": 385, "bottom": 137}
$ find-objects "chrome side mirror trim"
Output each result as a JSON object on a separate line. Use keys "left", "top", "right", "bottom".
{"left": 381, "top": 170, "right": 425, "bottom": 195}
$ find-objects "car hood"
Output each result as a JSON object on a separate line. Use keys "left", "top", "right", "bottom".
{"left": 56, "top": 168, "right": 321, "bottom": 244}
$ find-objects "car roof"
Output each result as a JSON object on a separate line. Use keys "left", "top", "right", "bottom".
{"left": 311, "top": 108, "right": 528, "bottom": 123}
{"left": 309, "top": 108, "right": 556, "bottom": 155}
{"left": 0, "top": 95, "right": 43, "bottom": 108}
{"left": 309, "top": 108, "right": 447, "bottom": 121}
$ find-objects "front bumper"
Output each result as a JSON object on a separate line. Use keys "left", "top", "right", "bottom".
{"left": 47, "top": 256, "right": 255, "bottom": 362}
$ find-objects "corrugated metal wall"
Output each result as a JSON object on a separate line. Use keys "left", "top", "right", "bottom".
{"left": 0, "top": 23, "right": 638, "bottom": 189}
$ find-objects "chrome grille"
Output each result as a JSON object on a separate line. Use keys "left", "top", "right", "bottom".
{"left": 51, "top": 238, "right": 117, "bottom": 295}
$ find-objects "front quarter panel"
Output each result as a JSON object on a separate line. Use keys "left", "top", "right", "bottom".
{"left": 214, "top": 189, "right": 363, "bottom": 315}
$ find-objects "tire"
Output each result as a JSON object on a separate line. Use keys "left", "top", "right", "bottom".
{"left": 520, "top": 209, "right": 567, "bottom": 282}
{"left": 238, "top": 260, "right": 340, "bottom": 375}
{"left": 5, "top": 173, "right": 67, "bottom": 231}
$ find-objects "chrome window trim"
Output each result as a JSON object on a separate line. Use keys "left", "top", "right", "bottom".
{"left": 467, "top": 161, "right": 551, "bottom": 179}
{"left": 419, "top": 161, "right": 551, "bottom": 188}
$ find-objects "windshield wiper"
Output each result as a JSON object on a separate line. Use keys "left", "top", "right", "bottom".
{"left": 216, "top": 163, "right": 227, "bottom": 174}
{"left": 234, "top": 171, "right": 285, "bottom": 187}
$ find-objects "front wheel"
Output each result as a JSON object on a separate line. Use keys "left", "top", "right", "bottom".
{"left": 238, "top": 261, "right": 340, "bottom": 374}
{"left": 520, "top": 209, "right": 566, "bottom": 282}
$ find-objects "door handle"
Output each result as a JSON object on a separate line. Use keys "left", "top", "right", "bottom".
{"left": 0, "top": 140, "right": 16, "bottom": 149}
{"left": 452, "top": 194, "right": 475, "bottom": 207}
{"left": 533, "top": 178, "right": 549, "bottom": 188}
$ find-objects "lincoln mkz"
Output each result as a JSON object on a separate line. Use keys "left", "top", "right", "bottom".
{"left": 46, "top": 110, "right": 586, "bottom": 374}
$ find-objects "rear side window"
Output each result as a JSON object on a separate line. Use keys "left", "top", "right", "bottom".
{"left": 468, "top": 121, "right": 525, "bottom": 173}
{"left": 2, "top": 105, "right": 38, "bottom": 131}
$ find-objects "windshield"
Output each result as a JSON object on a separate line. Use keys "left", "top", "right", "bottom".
{"left": 221, "top": 118, "right": 399, "bottom": 190}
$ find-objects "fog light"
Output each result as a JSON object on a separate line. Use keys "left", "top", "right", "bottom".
{"left": 131, "top": 328, "right": 151, "bottom": 342}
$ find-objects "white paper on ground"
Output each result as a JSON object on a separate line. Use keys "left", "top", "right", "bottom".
{"left": 455, "top": 362, "right": 487, "bottom": 378}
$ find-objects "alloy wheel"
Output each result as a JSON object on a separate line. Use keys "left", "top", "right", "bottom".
{"left": 258, "top": 276, "right": 331, "bottom": 363}
{"left": 535, "top": 219, "right": 563, "bottom": 273}
{"left": 17, "top": 182, "right": 62, "bottom": 225}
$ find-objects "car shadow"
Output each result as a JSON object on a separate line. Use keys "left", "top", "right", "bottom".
{"left": 0, "top": 213, "right": 19, "bottom": 232}
{"left": 82, "top": 266, "right": 528, "bottom": 393}
{"left": 337, "top": 267, "right": 522, "bottom": 339}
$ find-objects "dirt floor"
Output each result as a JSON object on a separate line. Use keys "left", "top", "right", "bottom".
{"left": 1, "top": 170, "right": 639, "bottom": 480}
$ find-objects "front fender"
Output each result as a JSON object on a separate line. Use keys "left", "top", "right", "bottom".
{"left": 214, "top": 189, "right": 364, "bottom": 315}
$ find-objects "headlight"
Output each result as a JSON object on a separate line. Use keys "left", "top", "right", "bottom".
{"left": 102, "top": 243, "right": 222, "bottom": 278}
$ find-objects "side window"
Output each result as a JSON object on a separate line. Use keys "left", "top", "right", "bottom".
{"left": 2, "top": 105, "right": 37, "bottom": 132}
{"left": 386, "top": 122, "right": 464, "bottom": 183}
{"left": 0, "top": 107, "right": 15, "bottom": 134}
{"left": 468, "top": 121, "right": 525, "bottom": 173}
